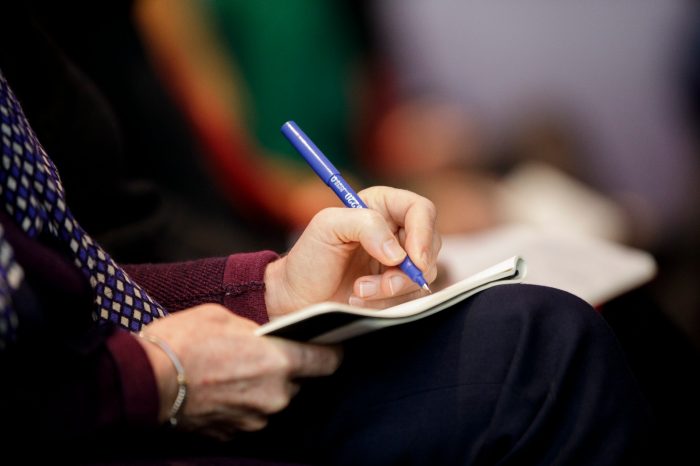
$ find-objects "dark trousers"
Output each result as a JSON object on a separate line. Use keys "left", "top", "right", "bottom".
{"left": 89, "top": 284, "right": 652, "bottom": 465}
{"left": 227, "top": 284, "right": 651, "bottom": 465}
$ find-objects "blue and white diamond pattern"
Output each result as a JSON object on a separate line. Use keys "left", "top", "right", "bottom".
{"left": 0, "top": 70, "right": 167, "bottom": 346}
{"left": 0, "top": 224, "right": 23, "bottom": 349}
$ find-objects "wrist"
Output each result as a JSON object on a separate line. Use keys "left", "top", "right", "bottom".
{"left": 135, "top": 331, "right": 187, "bottom": 426}
{"left": 263, "top": 256, "right": 295, "bottom": 318}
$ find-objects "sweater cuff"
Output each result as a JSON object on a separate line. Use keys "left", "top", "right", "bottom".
{"left": 223, "top": 250, "right": 279, "bottom": 324}
{"left": 106, "top": 330, "right": 160, "bottom": 426}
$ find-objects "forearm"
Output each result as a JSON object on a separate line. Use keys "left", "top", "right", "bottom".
{"left": 123, "top": 250, "right": 279, "bottom": 324}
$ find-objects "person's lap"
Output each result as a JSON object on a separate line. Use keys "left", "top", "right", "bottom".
{"left": 85, "top": 284, "right": 651, "bottom": 465}
{"left": 228, "top": 284, "right": 651, "bottom": 465}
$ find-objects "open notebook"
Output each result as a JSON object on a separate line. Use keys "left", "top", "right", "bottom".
{"left": 256, "top": 256, "right": 526, "bottom": 343}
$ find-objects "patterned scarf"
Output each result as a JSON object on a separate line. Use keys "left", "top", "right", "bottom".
{"left": 0, "top": 70, "right": 167, "bottom": 349}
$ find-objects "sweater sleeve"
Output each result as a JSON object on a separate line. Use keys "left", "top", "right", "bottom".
{"left": 122, "top": 250, "right": 279, "bottom": 324}
{"left": 0, "top": 209, "right": 161, "bottom": 438}
{"left": 0, "top": 318, "right": 160, "bottom": 440}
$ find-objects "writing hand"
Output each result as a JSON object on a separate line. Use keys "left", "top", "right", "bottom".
{"left": 264, "top": 186, "right": 441, "bottom": 317}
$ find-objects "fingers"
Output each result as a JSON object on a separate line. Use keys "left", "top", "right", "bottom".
{"left": 352, "top": 232, "right": 441, "bottom": 303}
{"left": 350, "top": 264, "right": 438, "bottom": 305}
{"left": 310, "top": 189, "right": 440, "bottom": 271}
{"left": 360, "top": 186, "right": 440, "bottom": 274}
{"left": 349, "top": 267, "right": 436, "bottom": 305}
{"left": 312, "top": 207, "right": 408, "bottom": 266}
{"left": 269, "top": 337, "right": 343, "bottom": 378}
{"left": 349, "top": 287, "right": 428, "bottom": 310}
{"left": 193, "top": 409, "right": 269, "bottom": 440}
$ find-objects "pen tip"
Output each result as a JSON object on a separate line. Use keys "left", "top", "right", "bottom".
{"left": 422, "top": 284, "right": 432, "bottom": 294}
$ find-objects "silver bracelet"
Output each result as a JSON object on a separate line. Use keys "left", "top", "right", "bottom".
{"left": 137, "top": 331, "right": 187, "bottom": 427}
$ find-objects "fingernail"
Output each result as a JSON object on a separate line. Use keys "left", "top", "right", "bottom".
{"left": 358, "top": 280, "right": 378, "bottom": 298}
{"left": 348, "top": 296, "right": 364, "bottom": 307}
{"left": 388, "top": 275, "right": 405, "bottom": 296}
{"left": 383, "top": 239, "right": 405, "bottom": 262}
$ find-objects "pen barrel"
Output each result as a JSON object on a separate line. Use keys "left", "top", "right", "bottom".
{"left": 327, "top": 174, "right": 368, "bottom": 209}
{"left": 399, "top": 256, "right": 428, "bottom": 288}
{"left": 281, "top": 121, "right": 340, "bottom": 182}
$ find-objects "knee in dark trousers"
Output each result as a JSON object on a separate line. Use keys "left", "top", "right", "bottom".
{"left": 231, "top": 285, "right": 653, "bottom": 466}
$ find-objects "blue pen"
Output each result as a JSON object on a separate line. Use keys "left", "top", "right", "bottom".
{"left": 281, "top": 120, "right": 431, "bottom": 293}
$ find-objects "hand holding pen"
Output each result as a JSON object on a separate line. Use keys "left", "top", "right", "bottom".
{"left": 261, "top": 121, "right": 439, "bottom": 317}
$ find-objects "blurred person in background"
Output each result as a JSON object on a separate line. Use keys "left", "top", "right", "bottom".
{"left": 369, "top": 0, "right": 700, "bottom": 250}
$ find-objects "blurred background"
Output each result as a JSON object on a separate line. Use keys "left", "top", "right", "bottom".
{"left": 6, "top": 0, "right": 700, "bottom": 463}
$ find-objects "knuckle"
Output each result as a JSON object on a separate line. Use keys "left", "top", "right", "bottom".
{"left": 358, "top": 185, "right": 381, "bottom": 199}
{"left": 361, "top": 209, "right": 386, "bottom": 230}
{"left": 311, "top": 208, "right": 330, "bottom": 225}
{"left": 423, "top": 199, "right": 438, "bottom": 220}
{"left": 263, "top": 349, "right": 291, "bottom": 374}
{"left": 275, "top": 354, "right": 292, "bottom": 373}
{"left": 312, "top": 207, "right": 343, "bottom": 226}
